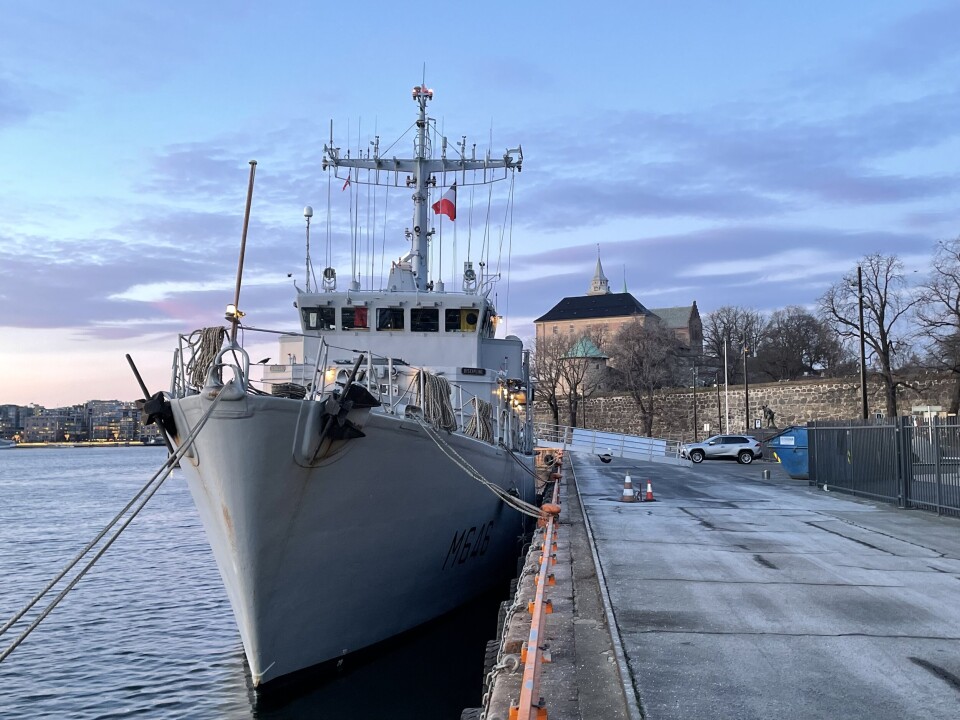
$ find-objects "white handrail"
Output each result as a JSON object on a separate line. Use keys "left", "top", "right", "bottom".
{"left": 532, "top": 422, "right": 686, "bottom": 464}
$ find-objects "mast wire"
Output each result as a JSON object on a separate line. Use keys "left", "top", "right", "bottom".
{"left": 505, "top": 172, "right": 516, "bottom": 333}
{"left": 379, "top": 187, "right": 389, "bottom": 290}
{"left": 325, "top": 155, "right": 332, "bottom": 273}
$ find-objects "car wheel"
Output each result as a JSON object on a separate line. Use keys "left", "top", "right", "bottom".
{"left": 738, "top": 451, "right": 753, "bottom": 465}
{"left": 690, "top": 449, "right": 704, "bottom": 463}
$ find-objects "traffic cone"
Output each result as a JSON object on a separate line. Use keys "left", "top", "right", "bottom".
{"left": 621, "top": 474, "right": 636, "bottom": 503}
{"left": 643, "top": 480, "right": 655, "bottom": 502}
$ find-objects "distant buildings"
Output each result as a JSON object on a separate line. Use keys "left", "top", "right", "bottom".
{"left": 0, "top": 400, "right": 162, "bottom": 444}
{"left": 0, "top": 404, "right": 30, "bottom": 440}
{"left": 533, "top": 258, "right": 703, "bottom": 354}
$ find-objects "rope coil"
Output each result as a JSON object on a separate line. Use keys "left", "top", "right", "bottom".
{"left": 184, "top": 327, "right": 227, "bottom": 389}
{"left": 465, "top": 397, "right": 494, "bottom": 443}
{"left": 415, "top": 369, "right": 457, "bottom": 431}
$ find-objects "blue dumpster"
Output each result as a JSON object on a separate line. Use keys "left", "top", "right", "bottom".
{"left": 766, "top": 427, "right": 808, "bottom": 479}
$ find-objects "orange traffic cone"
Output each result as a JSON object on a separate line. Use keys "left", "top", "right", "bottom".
{"left": 643, "top": 480, "right": 655, "bottom": 502}
{"left": 621, "top": 474, "right": 636, "bottom": 503}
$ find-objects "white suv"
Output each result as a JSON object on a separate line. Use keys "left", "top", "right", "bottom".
{"left": 681, "top": 435, "right": 763, "bottom": 464}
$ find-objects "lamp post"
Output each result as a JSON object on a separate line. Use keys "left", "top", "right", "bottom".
{"left": 743, "top": 344, "right": 750, "bottom": 432}
{"left": 715, "top": 370, "right": 722, "bottom": 433}
{"left": 693, "top": 363, "right": 699, "bottom": 442}
{"left": 857, "top": 265, "right": 868, "bottom": 419}
{"left": 723, "top": 340, "right": 730, "bottom": 432}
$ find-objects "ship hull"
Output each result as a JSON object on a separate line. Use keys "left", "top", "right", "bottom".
{"left": 170, "top": 392, "right": 534, "bottom": 686}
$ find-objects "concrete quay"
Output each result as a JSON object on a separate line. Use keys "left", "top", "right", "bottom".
{"left": 481, "top": 452, "right": 960, "bottom": 720}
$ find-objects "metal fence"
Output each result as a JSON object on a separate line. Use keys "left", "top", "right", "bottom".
{"left": 808, "top": 417, "right": 960, "bottom": 518}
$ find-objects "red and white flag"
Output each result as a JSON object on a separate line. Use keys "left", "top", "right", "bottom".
{"left": 432, "top": 182, "right": 456, "bottom": 220}
{"left": 342, "top": 172, "right": 351, "bottom": 191}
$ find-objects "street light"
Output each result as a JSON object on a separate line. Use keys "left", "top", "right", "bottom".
{"left": 715, "top": 370, "right": 723, "bottom": 433}
{"left": 857, "top": 265, "right": 868, "bottom": 419}
{"left": 692, "top": 362, "right": 699, "bottom": 442}
{"left": 743, "top": 344, "right": 750, "bottom": 432}
{"left": 723, "top": 340, "right": 730, "bottom": 432}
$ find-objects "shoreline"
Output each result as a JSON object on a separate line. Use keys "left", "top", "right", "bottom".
{"left": 1, "top": 442, "right": 165, "bottom": 450}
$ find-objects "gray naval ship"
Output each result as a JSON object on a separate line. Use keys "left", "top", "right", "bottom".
{"left": 146, "top": 83, "right": 537, "bottom": 687}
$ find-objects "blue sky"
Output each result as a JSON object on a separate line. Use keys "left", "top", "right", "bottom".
{"left": 1, "top": 1, "right": 957, "bottom": 406}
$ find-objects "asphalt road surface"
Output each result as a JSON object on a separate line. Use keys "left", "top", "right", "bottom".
{"left": 570, "top": 453, "right": 960, "bottom": 720}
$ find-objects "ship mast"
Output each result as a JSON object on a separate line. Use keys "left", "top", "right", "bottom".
{"left": 322, "top": 84, "right": 522, "bottom": 293}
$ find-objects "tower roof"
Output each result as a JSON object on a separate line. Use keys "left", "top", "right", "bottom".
{"left": 588, "top": 256, "right": 611, "bottom": 295}
{"left": 563, "top": 337, "right": 608, "bottom": 359}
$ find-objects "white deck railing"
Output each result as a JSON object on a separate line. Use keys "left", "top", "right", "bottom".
{"left": 533, "top": 422, "right": 688, "bottom": 466}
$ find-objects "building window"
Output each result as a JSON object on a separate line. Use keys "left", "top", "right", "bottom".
{"left": 377, "top": 307, "right": 405, "bottom": 331}
{"left": 411, "top": 308, "right": 439, "bottom": 332}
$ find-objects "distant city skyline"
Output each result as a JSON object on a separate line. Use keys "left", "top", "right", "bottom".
{"left": 1, "top": 2, "right": 958, "bottom": 406}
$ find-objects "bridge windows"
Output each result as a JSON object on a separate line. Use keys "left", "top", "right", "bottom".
{"left": 377, "top": 307, "right": 405, "bottom": 331}
{"left": 342, "top": 306, "right": 369, "bottom": 330}
{"left": 445, "top": 308, "right": 479, "bottom": 332}
{"left": 302, "top": 307, "right": 336, "bottom": 331}
{"left": 411, "top": 308, "right": 439, "bottom": 332}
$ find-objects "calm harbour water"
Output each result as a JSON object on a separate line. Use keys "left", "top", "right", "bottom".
{"left": 0, "top": 447, "right": 501, "bottom": 719}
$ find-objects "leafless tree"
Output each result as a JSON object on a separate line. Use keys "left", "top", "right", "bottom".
{"left": 755, "top": 306, "right": 851, "bottom": 380}
{"left": 818, "top": 253, "right": 918, "bottom": 418}
{"left": 608, "top": 317, "right": 682, "bottom": 436}
{"left": 558, "top": 325, "right": 608, "bottom": 427}
{"left": 916, "top": 237, "right": 960, "bottom": 413}
{"left": 532, "top": 331, "right": 567, "bottom": 427}
{"left": 702, "top": 306, "right": 767, "bottom": 383}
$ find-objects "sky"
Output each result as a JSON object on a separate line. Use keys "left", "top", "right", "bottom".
{"left": 1, "top": 1, "right": 958, "bottom": 407}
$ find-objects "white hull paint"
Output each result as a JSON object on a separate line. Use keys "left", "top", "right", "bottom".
{"left": 171, "top": 392, "right": 534, "bottom": 686}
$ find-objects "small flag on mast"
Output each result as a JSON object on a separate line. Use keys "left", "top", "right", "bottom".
{"left": 342, "top": 173, "right": 351, "bottom": 191}
{"left": 432, "top": 182, "right": 456, "bottom": 220}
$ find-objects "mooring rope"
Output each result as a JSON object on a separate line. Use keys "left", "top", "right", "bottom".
{"left": 501, "top": 444, "right": 541, "bottom": 481}
{"left": 185, "top": 326, "right": 227, "bottom": 389}
{"left": 414, "top": 416, "right": 542, "bottom": 519}
{"left": 0, "top": 386, "right": 229, "bottom": 665}
{"left": 464, "top": 396, "right": 494, "bottom": 443}
{"left": 415, "top": 369, "right": 457, "bottom": 431}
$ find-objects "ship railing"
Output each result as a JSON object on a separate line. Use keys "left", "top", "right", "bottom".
{"left": 533, "top": 422, "right": 686, "bottom": 465}
{"left": 309, "top": 339, "right": 527, "bottom": 449}
{"left": 169, "top": 326, "right": 527, "bottom": 448}
{"left": 170, "top": 329, "right": 249, "bottom": 397}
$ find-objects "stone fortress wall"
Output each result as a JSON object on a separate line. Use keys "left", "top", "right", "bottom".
{"left": 535, "top": 373, "right": 958, "bottom": 441}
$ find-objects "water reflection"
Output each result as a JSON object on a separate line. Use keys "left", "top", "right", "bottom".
{"left": 243, "top": 589, "right": 505, "bottom": 720}
{"left": 0, "top": 448, "right": 512, "bottom": 720}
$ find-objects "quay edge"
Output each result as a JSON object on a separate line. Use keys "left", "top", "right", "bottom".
{"left": 467, "top": 455, "right": 633, "bottom": 720}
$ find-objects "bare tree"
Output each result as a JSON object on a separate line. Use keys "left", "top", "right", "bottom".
{"left": 532, "top": 331, "right": 567, "bottom": 427}
{"left": 818, "top": 253, "right": 918, "bottom": 418}
{"left": 608, "top": 318, "right": 682, "bottom": 436}
{"left": 702, "top": 306, "right": 767, "bottom": 383}
{"left": 916, "top": 237, "right": 960, "bottom": 413}
{"left": 558, "top": 325, "right": 608, "bottom": 427}
{"left": 756, "top": 306, "right": 850, "bottom": 380}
